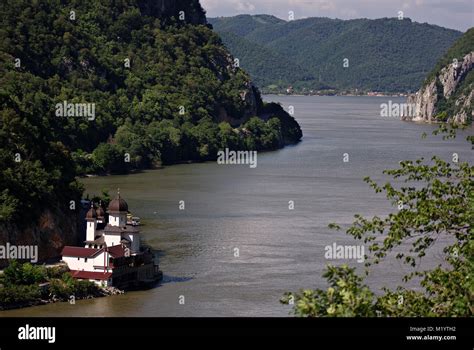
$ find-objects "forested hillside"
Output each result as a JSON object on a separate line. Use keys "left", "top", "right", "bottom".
{"left": 0, "top": 0, "right": 301, "bottom": 260}
{"left": 209, "top": 15, "right": 462, "bottom": 93}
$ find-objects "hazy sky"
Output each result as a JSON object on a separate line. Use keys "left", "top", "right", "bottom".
{"left": 201, "top": 0, "right": 473, "bottom": 32}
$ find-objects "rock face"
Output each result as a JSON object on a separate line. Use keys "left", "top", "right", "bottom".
{"left": 406, "top": 79, "right": 438, "bottom": 122}
{"left": 215, "top": 52, "right": 260, "bottom": 126}
{"left": 240, "top": 83, "right": 258, "bottom": 117}
{"left": 0, "top": 209, "right": 82, "bottom": 268}
{"left": 405, "top": 52, "right": 474, "bottom": 124}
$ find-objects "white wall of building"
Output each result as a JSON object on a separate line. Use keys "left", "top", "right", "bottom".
{"left": 63, "top": 251, "right": 111, "bottom": 272}
{"left": 86, "top": 220, "right": 97, "bottom": 242}
{"left": 63, "top": 256, "right": 87, "bottom": 271}
{"left": 104, "top": 233, "right": 121, "bottom": 247}
{"left": 109, "top": 213, "right": 126, "bottom": 227}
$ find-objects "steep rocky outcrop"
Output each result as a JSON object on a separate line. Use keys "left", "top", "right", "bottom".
{"left": 405, "top": 80, "right": 436, "bottom": 122}
{"left": 0, "top": 208, "right": 82, "bottom": 268}
{"left": 405, "top": 29, "right": 474, "bottom": 124}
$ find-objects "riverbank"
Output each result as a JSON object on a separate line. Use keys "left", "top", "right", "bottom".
{"left": 261, "top": 91, "right": 409, "bottom": 97}
{"left": 0, "top": 285, "right": 123, "bottom": 311}
{"left": 2, "top": 96, "right": 471, "bottom": 317}
{"left": 0, "top": 262, "right": 124, "bottom": 311}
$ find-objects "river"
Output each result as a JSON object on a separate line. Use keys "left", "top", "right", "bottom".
{"left": 2, "top": 95, "right": 472, "bottom": 317}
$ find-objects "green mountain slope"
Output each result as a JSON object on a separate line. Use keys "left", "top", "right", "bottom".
{"left": 0, "top": 0, "right": 301, "bottom": 261}
{"left": 217, "top": 30, "right": 327, "bottom": 89}
{"left": 209, "top": 14, "right": 285, "bottom": 37}
{"left": 209, "top": 15, "right": 462, "bottom": 93}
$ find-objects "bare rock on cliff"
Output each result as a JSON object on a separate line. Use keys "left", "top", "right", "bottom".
{"left": 405, "top": 51, "right": 474, "bottom": 124}
{"left": 0, "top": 208, "right": 81, "bottom": 268}
{"left": 439, "top": 52, "right": 474, "bottom": 98}
{"left": 406, "top": 79, "right": 439, "bottom": 122}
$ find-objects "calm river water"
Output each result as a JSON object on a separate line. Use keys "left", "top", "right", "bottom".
{"left": 3, "top": 96, "right": 472, "bottom": 317}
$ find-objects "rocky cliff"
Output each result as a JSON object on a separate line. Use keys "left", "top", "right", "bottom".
{"left": 0, "top": 208, "right": 82, "bottom": 268}
{"left": 405, "top": 29, "right": 474, "bottom": 124}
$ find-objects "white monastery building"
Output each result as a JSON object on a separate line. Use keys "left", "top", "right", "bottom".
{"left": 61, "top": 191, "right": 161, "bottom": 288}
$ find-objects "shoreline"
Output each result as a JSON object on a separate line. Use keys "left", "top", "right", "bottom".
{"left": 0, "top": 287, "right": 123, "bottom": 312}
{"left": 262, "top": 93, "right": 410, "bottom": 97}
{"left": 78, "top": 140, "right": 302, "bottom": 179}
{"left": 0, "top": 263, "right": 126, "bottom": 312}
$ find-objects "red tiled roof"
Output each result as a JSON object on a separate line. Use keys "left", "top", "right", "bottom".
{"left": 107, "top": 245, "right": 126, "bottom": 258}
{"left": 62, "top": 245, "right": 128, "bottom": 259}
{"left": 70, "top": 270, "right": 112, "bottom": 280}
{"left": 62, "top": 246, "right": 102, "bottom": 258}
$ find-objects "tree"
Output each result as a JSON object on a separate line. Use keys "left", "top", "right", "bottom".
{"left": 0, "top": 0, "right": 302, "bottom": 230}
{"left": 92, "top": 143, "right": 127, "bottom": 174}
{"left": 210, "top": 16, "right": 462, "bottom": 93}
{"left": 218, "top": 122, "right": 239, "bottom": 150}
{"left": 282, "top": 126, "right": 473, "bottom": 317}
{"left": 3, "top": 261, "right": 46, "bottom": 286}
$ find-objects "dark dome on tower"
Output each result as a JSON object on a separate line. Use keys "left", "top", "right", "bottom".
{"left": 96, "top": 201, "right": 105, "bottom": 218}
{"left": 108, "top": 191, "right": 128, "bottom": 213}
{"left": 86, "top": 203, "right": 97, "bottom": 220}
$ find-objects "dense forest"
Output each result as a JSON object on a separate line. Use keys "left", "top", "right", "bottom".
{"left": 209, "top": 15, "right": 462, "bottom": 93}
{"left": 0, "top": 1, "right": 301, "bottom": 234}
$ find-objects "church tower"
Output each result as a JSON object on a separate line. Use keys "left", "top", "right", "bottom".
{"left": 85, "top": 203, "right": 97, "bottom": 243}
{"left": 108, "top": 190, "right": 128, "bottom": 227}
{"left": 96, "top": 200, "right": 105, "bottom": 224}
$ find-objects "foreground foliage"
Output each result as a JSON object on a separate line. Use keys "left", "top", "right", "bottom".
{"left": 282, "top": 127, "right": 474, "bottom": 317}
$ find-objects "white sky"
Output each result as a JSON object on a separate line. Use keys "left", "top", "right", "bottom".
{"left": 201, "top": 0, "right": 474, "bottom": 32}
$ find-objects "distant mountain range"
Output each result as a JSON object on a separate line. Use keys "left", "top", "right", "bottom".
{"left": 209, "top": 15, "right": 462, "bottom": 94}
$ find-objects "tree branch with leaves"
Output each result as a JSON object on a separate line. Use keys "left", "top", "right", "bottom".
{"left": 282, "top": 125, "right": 473, "bottom": 317}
